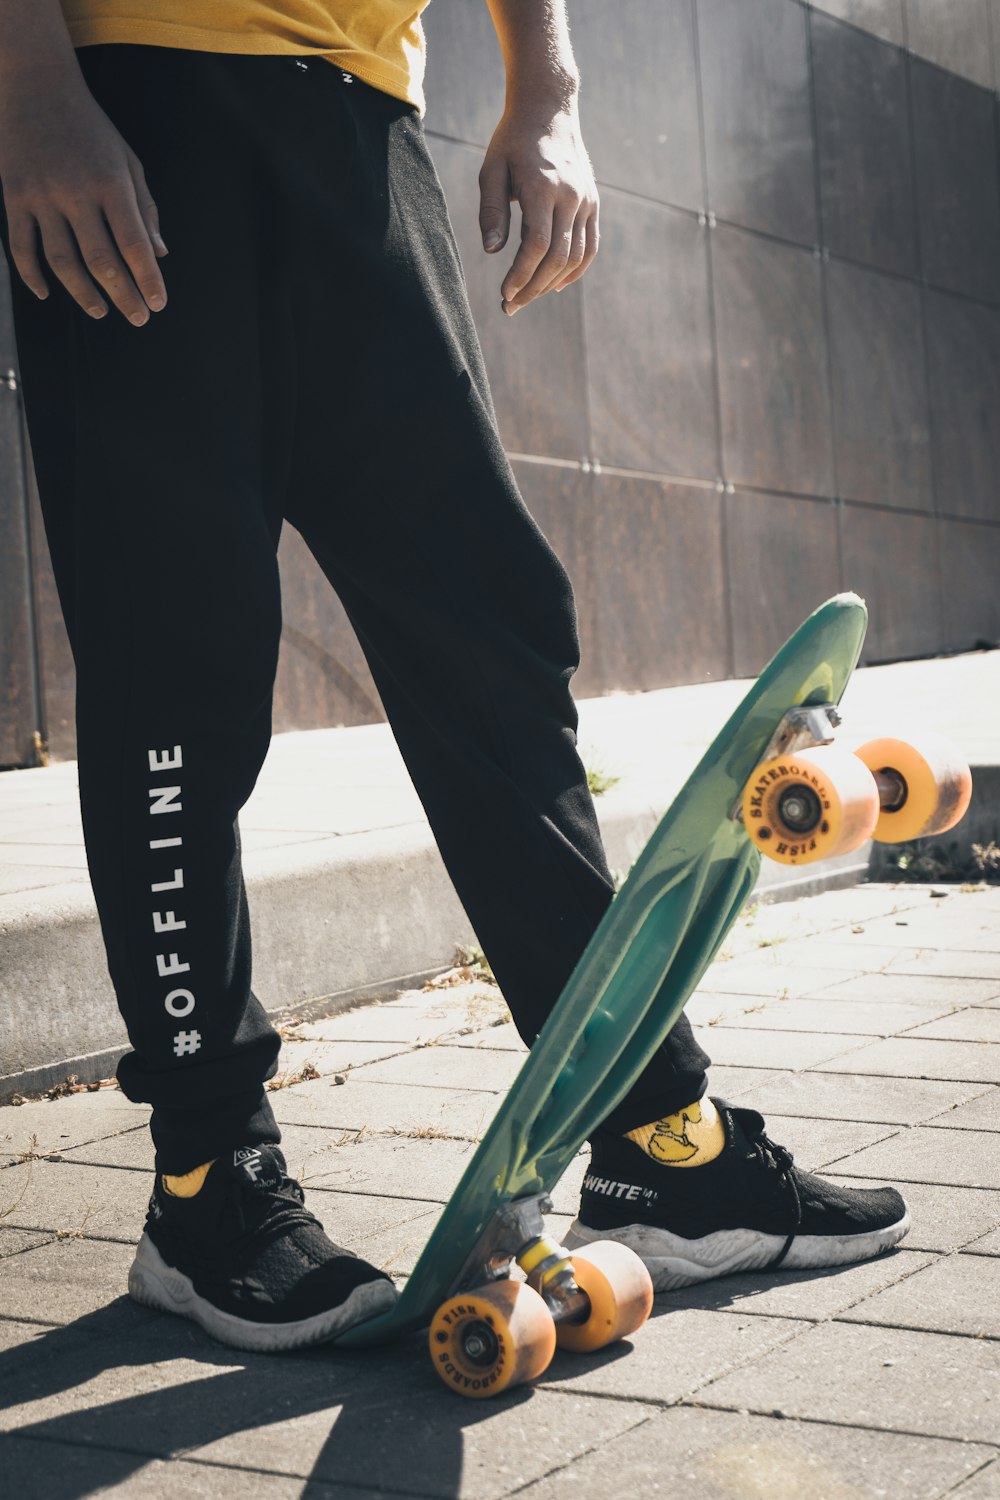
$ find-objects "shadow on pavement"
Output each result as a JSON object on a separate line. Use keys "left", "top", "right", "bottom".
{"left": 644, "top": 1247, "right": 908, "bottom": 1316}
{"left": 2, "top": 1257, "right": 901, "bottom": 1493}
{"left": 1, "top": 1298, "right": 531, "bottom": 1498}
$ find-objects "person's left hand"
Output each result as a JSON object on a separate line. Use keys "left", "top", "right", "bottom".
{"left": 478, "top": 104, "right": 599, "bottom": 315}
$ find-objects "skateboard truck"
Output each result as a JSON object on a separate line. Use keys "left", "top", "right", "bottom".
{"left": 731, "top": 701, "right": 971, "bottom": 866}
{"left": 449, "top": 1194, "right": 589, "bottom": 1326}
{"left": 426, "top": 1193, "right": 655, "bottom": 1397}
{"left": 729, "top": 703, "right": 840, "bottom": 824}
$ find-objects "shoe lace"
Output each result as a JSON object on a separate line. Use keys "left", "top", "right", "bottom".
{"left": 230, "top": 1172, "right": 330, "bottom": 1254}
{"left": 743, "top": 1113, "right": 802, "bottom": 1269}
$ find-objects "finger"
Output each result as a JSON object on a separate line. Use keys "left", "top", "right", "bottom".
{"left": 128, "top": 153, "right": 168, "bottom": 259}
{"left": 544, "top": 203, "right": 588, "bottom": 295}
{"left": 550, "top": 206, "right": 598, "bottom": 293}
{"left": 36, "top": 214, "right": 109, "bottom": 318}
{"left": 104, "top": 180, "right": 167, "bottom": 312}
{"left": 478, "top": 154, "right": 511, "bottom": 253}
{"left": 507, "top": 197, "right": 579, "bottom": 307}
{"left": 6, "top": 208, "right": 51, "bottom": 301}
{"left": 73, "top": 205, "right": 153, "bottom": 324}
{"left": 501, "top": 194, "right": 554, "bottom": 314}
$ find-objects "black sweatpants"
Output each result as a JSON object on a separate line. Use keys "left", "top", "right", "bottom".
{"left": 2, "top": 46, "right": 710, "bottom": 1172}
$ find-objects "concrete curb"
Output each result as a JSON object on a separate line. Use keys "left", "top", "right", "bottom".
{"left": 2, "top": 761, "right": 997, "bottom": 1102}
{"left": 0, "top": 790, "right": 884, "bottom": 1103}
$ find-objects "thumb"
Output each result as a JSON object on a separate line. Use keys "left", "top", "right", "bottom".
{"left": 479, "top": 154, "right": 511, "bottom": 252}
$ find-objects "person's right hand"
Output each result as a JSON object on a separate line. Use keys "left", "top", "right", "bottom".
{"left": 0, "top": 70, "right": 168, "bottom": 325}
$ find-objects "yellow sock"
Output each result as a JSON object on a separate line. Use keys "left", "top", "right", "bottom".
{"left": 162, "top": 1159, "right": 216, "bottom": 1198}
{"left": 625, "top": 1097, "right": 725, "bottom": 1167}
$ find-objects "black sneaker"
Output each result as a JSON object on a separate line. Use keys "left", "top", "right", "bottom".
{"left": 128, "top": 1144, "right": 397, "bottom": 1350}
{"left": 567, "top": 1100, "right": 910, "bottom": 1291}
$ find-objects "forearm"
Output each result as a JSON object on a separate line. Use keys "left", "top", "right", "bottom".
{"left": 0, "top": 0, "right": 83, "bottom": 84}
{"left": 485, "top": 0, "right": 580, "bottom": 111}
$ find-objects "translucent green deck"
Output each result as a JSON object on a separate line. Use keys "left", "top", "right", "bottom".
{"left": 338, "top": 594, "right": 867, "bottom": 1348}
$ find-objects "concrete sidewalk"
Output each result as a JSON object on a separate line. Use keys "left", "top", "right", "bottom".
{"left": 2, "top": 881, "right": 1000, "bottom": 1498}
{"left": 1, "top": 648, "right": 998, "bottom": 1099}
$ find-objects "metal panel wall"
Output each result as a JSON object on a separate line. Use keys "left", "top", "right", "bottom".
{"left": 424, "top": 0, "right": 1000, "bottom": 676}
{"left": 2, "top": 0, "right": 998, "bottom": 763}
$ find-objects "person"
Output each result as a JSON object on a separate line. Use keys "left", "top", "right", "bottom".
{"left": 0, "top": 0, "right": 909, "bottom": 1354}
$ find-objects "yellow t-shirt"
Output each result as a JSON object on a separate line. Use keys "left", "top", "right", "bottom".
{"left": 59, "top": 2, "right": 432, "bottom": 114}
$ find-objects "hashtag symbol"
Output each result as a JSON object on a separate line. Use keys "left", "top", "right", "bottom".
{"left": 173, "top": 1029, "right": 202, "bottom": 1057}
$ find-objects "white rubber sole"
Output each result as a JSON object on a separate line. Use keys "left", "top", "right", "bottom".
{"left": 564, "top": 1209, "right": 911, "bottom": 1293}
{"left": 128, "top": 1233, "right": 398, "bottom": 1351}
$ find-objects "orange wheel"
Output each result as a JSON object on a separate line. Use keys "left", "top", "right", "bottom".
{"left": 555, "top": 1242, "right": 654, "bottom": 1354}
{"left": 854, "top": 735, "right": 973, "bottom": 844}
{"left": 741, "top": 746, "right": 879, "bottom": 866}
{"left": 428, "top": 1280, "right": 556, "bottom": 1399}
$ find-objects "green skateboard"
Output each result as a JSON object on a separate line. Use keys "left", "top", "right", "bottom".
{"left": 337, "top": 594, "right": 970, "bottom": 1395}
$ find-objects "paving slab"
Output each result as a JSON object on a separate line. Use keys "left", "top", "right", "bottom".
{"left": 840, "top": 1251, "right": 1000, "bottom": 1339}
{"left": 748, "top": 1115, "right": 899, "bottom": 1172}
{"left": 697, "top": 1066, "right": 787, "bottom": 1100}
{"left": 451, "top": 1023, "right": 526, "bottom": 1051}
{"left": 0, "top": 1227, "right": 51, "bottom": 1257}
{"left": 699, "top": 1321, "right": 1000, "bottom": 1442}
{"left": 537, "top": 1305, "right": 806, "bottom": 1403}
{"left": 817, "top": 1037, "right": 1000, "bottom": 1086}
{"left": 925, "top": 1088, "right": 1000, "bottom": 1133}
{"left": 737, "top": 1071, "right": 987, "bottom": 1126}
{"left": 286, "top": 1000, "right": 486, "bottom": 1046}
{"left": 835, "top": 1126, "right": 1000, "bottom": 1191}
{"left": 265, "top": 1038, "right": 411, "bottom": 1085}
{"left": 728, "top": 997, "right": 956, "bottom": 1036}
{"left": 666, "top": 1246, "right": 934, "bottom": 1325}
{"left": 513, "top": 1403, "right": 995, "bottom": 1500}
{"left": 849, "top": 914, "right": 1000, "bottom": 954}
{"left": 0, "top": 1237, "right": 140, "bottom": 1324}
{"left": 0, "top": 1096, "right": 148, "bottom": 1168}
{"left": 0, "top": 1300, "right": 166, "bottom": 1407}
{"left": 268, "top": 1076, "right": 497, "bottom": 1141}
{"left": 722, "top": 888, "right": 929, "bottom": 956}
{"left": 1, "top": 1158, "right": 150, "bottom": 1242}
{"left": 282, "top": 1126, "right": 479, "bottom": 1205}
{"left": 691, "top": 962, "right": 845, "bottom": 999}
{"left": 909, "top": 1010, "right": 1000, "bottom": 1044}
{"left": 822, "top": 1177, "right": 1000, "bottom": 1254}
{"left": 296, "top": 1186, "right": 444, "bottom": 1262}
{"left": 764, "top": 937, "right": 923, "bottom": 972}
{"left": 966, "top": 1227, "right": 1000, "bottom": 1257}
{"left": 0, "top": 1308, "right": 143, "bottom": 1374}
{"left": 347, "top": 1044, "right": 524, "bottom": 1093}
{"left": 185, "top": 1385, "right": 649, "bottom": 1499}
{"left": 59, "top": 1132, "right": 162, "bottom": 1171}
{"left": 49, "top": 1114, "right": 595, "bottom": 1215}
{"left": 888, "top": 948, "right": 1000, "bottom": 981}
{"left": 2, "top": 842, "right": 88, "bottom": 868}
{"left": 952, "top": 1463, "right": 1000, "bottom": 1499}
{"left": 0, "top": 1437, "right": 374, "bottom": 1500}
{"left": 350, "top": 1206, "right": 441, "bottom": 1276}
{"left": 692, "top": 1027, "right": 863, "bottom": 1071}
{"left": 686, "top": 990, "right": 795, "bottom": 1027}
{"left": 0, "top": 864, "right": 87, "bottom": 896}
{"left": 812, "top": 973, "right": 1000, "bottom": 1005}
{"left": 0, "top": 1313, "right": 407, "bottom": 1438}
